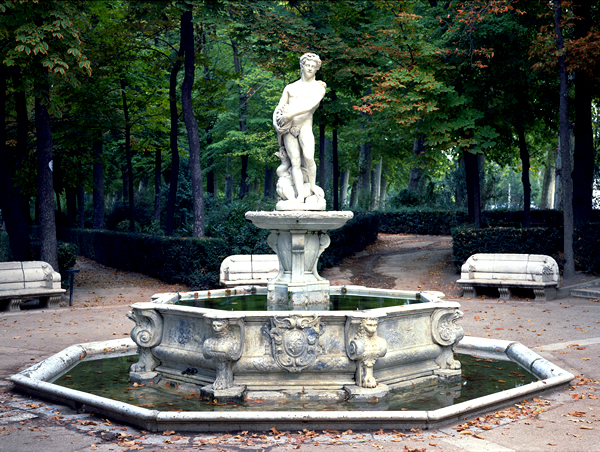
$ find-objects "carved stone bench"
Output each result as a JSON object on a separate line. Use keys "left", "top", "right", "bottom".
{"left": 219, "top": 255, "right": 279, "bottom": 287}
{"left": 0, "top": 261, "right": 66, "bottom": 311}
{"left": 456, "top": 254, "right": 559, "bottom": 301}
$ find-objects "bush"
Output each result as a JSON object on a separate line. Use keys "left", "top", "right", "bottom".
{"left": 0, "top": 231, "right": 11, "bottom": 262}
{"left": 574, "top": 223, "right": 600, "bottom": 275}
{"left": 389, "top": 189, "right": 423, "bottom": 208}
{"left": 319, "top": 212, "right": 379, "bottom": 269}
{"left": 451, "top": 226, "right": 563, "bottom": 271}
{"left": 58, "top": 228, "right": 228, "bottom": 290}
{"left": 378, "top": 209, "right": 469, "bottom": 235}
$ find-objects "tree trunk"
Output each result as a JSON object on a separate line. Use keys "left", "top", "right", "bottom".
{"left": 35, "top": 70, "right": 58, "bottom": 270}
{"left": 380, "top": 173, "right": 388, "bottom": 210}
{"left": 181, "top": 8, "right": 204, "bottom": 237}
{"left": 332, "top": 128, "right": 340, "bottom": 210}
{"left": 153, "top": 145, "right": 161, "bottom": 223}
{"left": 516, "top": 120, "right": 531, "bottom": 227}
{"left": 319, "top": 123, "right": 326, "bottom": 189}
{"left": 463, "top": 150, "right": 481, "bottom": 227}
{"left": 13, "top": 67, "right": 30, "bottom": 223}
{"left": 358, "top": 142, "right": 372, "bottom": 208}
{"left": 120, "top": 78, "right": 135, "bottom": 233}
{"left": 350, "top": 180, "right": 358, "bottom": 209}
{"left": 0, "top": 67, "right": 31, "bottom": 260}
{"left": 225, "top": 157, "right": 233, "bottom": 201}
{"left": 264, "top": 166, "right": 274, "bottom": 198}
{"left": 66, "top": 186, "right": 77, "bottom": 228}
{"left": 540, "top": 148, "right": 556, "bottom": 209}
{"left": 408, "top": 135, "right": 427, "bottom": 195}
{"left": 165, "top": 35, "right": 184, "bottom": 236}
{"left": 572, "top": 0, "right": 594, "bottom": 227}
{"left": 340, "top": 170, "right": 349, "bottom": 209}
{"left": 231, "top": 39, "right": 249, "bottom": 199}
{"left": 78, "top": 185, "right": 85, "bottom": 228}
{"left": 371, "top": 157, "right": 382, "bottom": 210}
{"left": 92, "top": 136, "right": 105, "bottom": 229}
{"left": 554, "top": 0, "right": 575, "bottom": 278}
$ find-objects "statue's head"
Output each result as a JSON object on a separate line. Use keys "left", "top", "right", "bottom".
{"left": 300, "top": 53, "right": 321, "bottom": 72}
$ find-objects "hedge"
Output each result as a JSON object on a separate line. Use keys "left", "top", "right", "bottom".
{"left": 58, "top": 228, "right": 229, "bottom": 290}
{"left": 574, "top": 223, "right": 600, "bottom": 274}
{"left": 451, "top": 226, "right": 563, "bottom": 271}
{"left": 378, "top": 209, "right": 468, "bottom": 235}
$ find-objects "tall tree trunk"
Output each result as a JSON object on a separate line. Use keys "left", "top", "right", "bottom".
{"left": 380, "top": 173, "right": 388, "bottom": 210}
{"left": 264, "top": 166, "right": 274, "bottom": 198}
{"left": 371, "top": 157, "right": 382, "bottom": 210}
{"left": 13, "top": 67, "right": 30, "bottom": 223}
{"left": 92, "top": 136, "right": 105, "bottom": 229}
{"left": 66, "top": 186, "right": 77, "bottom": 228}
{"left": 332, "top": 128, "right": 340, "bottom": 210}
{"left": 182, "top": 8, "right": 204, "bottom": 237}
{"left": 0, "top": 67, "right": 31, "bottom": 260}
{"left": 319, "top": 123, "right": 326, "bottom": 189}
{"left": 516, "top": 120, "right": 531, "bottom": 227}
{"left": 358, "top": 142, "right": 372, "bottom": 209}
{"left": 540, "top": 148, "right": 556, "bottom": 209}
{"left": 78, "top": 185, "right": 85, "bottom": 228}
{"left": 120, "top": 78, "right": 135, "bottom": 233}
{"left": 408, "top": 135, "right": 427, "bottom": 195}
{"left": 350, "top": 180, "right": 358, "bottom": 209}
{"left": 35, "top": 69, "right": 58, "bottom": 270}
{"left": 555, "top": 0, "right": 574, "bottom": 278}
{"left": 572, "top": 0, "right": 594, "bottom": 227}
{"left": 153, "top": 145, "right": 161, "bottom": 223}
{"left": 225, "top": 157, "right": 233, "bottom": 201}
{"left": 463, "top": 150, "right": 481, "bottom": 227}
{"left": 231, "top": 39, "right": 249, "bottom": 199}
{"left": 165, "top": 36, "right": 184, "bottom": 236}
{"left": 340, "top": 170, "right": 349, "bottom": 209}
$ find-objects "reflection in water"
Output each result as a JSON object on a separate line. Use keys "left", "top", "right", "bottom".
{"left": 54, "top": 354, "right": 537, "bottom": 412}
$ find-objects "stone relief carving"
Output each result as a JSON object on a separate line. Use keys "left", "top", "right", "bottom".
{"left": 431, "top": 309, "right": 464, "bottom": 370}
{"left": 127, "top": 308, "right": 163, "bottom": 373}
{"left": 269, "top": 315, "right": 321, "bottom": 372}
{"left": 346, "top": 317, "right": 387, "bottom": 388}
{"left": 202, "top": 318, "right": 245, "bottom": 390}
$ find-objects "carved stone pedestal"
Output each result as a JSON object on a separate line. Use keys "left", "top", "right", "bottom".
{"left": 245, "top": 211, "right": 353, "bottom": 306}
{"left": 201, "top": 384, "right": 246, "bottom": 404}
{"left": 344, "top": 384, "right": 390, "bottom": 402}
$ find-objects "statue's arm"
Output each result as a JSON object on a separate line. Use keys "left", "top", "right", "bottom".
{"left": 284, "top": 84, "right": 326, "bottom": 119}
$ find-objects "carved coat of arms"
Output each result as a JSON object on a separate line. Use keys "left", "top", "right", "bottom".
{"left": 269, "top": 315, "right": 321, "bottom": 372}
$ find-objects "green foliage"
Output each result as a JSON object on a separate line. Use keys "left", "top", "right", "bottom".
{"left": 57, "top": 228, "right": 229, "bottom": 290}
{"left": 574, "top": 224, "right": 600, "bottom": 275}
{"left": 389, "top": 189, "right": 424, "bottom": 208}
{"left": 0, "top": 231, "right": 11, "bottom": 262}
{"left": 319, "top": 212, "right": 379, "bottom": 269}
{"left": 451, "top": 226, "right": 563, "bottom": 272}
{"left": 379, "top": 209, "right": 469, "bottom": 236}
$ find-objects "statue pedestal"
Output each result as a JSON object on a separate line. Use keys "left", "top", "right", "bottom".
{"left": 245, "top": 211, "right": 353, "bottom": 307}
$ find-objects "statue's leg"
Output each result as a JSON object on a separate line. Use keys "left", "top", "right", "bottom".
{"left": 298, "top": 126, "right": 317, "bottom": 189}
{"left": 283, "top": 134, "right": 303, "bottom": 200}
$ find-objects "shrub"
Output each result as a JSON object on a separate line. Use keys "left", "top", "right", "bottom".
{"left": 574, "top": 223, "right": 600, "bottom": 275}
{"left": 451, "top": 226, "right": 563, "bottom": 271}
{"left": 389, "top": 189, "right": 423, "bottom": 208}
{"left": 0, "top": 231, "right": 11, "bottom": 262}
{"left": 378, "top": 209, "right": 468, "bottom": 235}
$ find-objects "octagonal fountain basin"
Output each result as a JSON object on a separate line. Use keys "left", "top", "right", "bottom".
{"left": 10, "top": 286, "right": 573, "bottom": 432}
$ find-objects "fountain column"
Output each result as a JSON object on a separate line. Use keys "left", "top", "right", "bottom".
{"left": 245, "top": 211, "right": 353, "bottom": 306}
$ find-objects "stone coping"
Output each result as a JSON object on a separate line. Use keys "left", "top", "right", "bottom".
{"left": 10, "top": 336, "right": 574, "bottom": 433}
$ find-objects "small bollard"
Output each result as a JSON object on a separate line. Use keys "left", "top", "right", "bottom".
{"left": 65, "top": 269, "right": 80, "bottom": 307}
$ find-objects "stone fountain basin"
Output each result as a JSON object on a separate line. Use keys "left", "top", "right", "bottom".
{"left": 9, "top": 286, "right": 574, "bottom": 432}
{"left": 9, "top": 335, "right": 573, "bottom": 432}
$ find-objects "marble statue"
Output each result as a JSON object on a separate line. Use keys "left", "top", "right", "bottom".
{"left": 273, "top": 53, "right": 326, "bottom": 211}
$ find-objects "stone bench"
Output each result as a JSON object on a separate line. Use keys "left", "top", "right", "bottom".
{"left": 457, "top": 253, "right": 559, "bottom": 301}
{"left": 0, "top": 261, "right": 66, "bottom": 311}
{"left": 219, "top": 255, "right": 279, "bottom": 287}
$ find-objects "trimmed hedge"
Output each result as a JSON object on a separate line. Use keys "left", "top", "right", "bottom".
{"left": 58, "top": 228, "right": 229, "bottom": 290}
{"left": 378, "top": 210, "right": 468, "bottom": 235}
{"left": 0, "top": 231, "right": 10, "bottom": 262}
{"left": 320, "top": 212, "right": 379, "bottom": 269}
{"left": 574, "top": 223, "right": 600, "bottom": 274}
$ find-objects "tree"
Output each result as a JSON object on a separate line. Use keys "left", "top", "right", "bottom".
{"left": 181, "top": 7, "right": 204, "bottom": 237}
{"left": 554, "top": 0, "right": 575, "bottom": 278}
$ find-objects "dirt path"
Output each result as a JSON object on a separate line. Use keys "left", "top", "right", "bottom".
{"left": 322, "top": 234, "right": 462, "bottom": 297}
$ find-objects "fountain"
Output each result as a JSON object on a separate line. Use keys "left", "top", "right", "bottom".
{"left": 9, "top": 53, "right": 574, "bottom": 432}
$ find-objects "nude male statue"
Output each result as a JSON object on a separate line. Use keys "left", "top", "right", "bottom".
{"left": 273, "top": 53, "right": 326, "bottom": 210}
